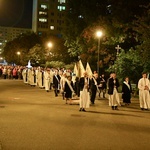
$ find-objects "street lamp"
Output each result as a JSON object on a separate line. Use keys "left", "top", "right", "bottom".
{"left": 96, "top": 31, "right": 103, "bottom": 75}
{"left": 17, "top": 51, "right": 21, "bottom": 64}
{"left": 47, "top": 42, "right": 53, "bottom": 48}
{"left": 47, "top": 42, "right": 53, "bottom": 55}
{"left": 17, "top": 51, "right": 21, "bottom": 56}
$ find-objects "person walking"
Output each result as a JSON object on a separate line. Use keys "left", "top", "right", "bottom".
{"left": 122, "top": 77, "right": 132, "bottom": 106}
{"left": 99, "top": 74, "right": 107, "bottom": 98}
{"left": 90, "top": 73, "right": 100, "bottom": 104}
{"left": 108, "top": 73, "right": 120, "bottom": 110}
{"left": 64, "top": 76, "right": 74, "bottom": 104}
{"left": 53, "top": 70, "right": 61, "bottom": 97}
{"left": 138, "top": 72, "right": 150, "bottom": 110}
{"left": 44, "top": 68, "right": 51, "bottom": 92}
{"left": 79, "top": 72, "right": 90, "bottom": 112}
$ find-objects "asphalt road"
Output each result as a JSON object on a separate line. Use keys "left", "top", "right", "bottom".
{"left": 0, "top": 79, "right": 150, "bottom": 150}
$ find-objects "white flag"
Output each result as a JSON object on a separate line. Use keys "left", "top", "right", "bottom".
{"left": 78, "top": 60, "right": 85, "bottom": 77}
{"left": 73, "top": 63, "right": 78, "bottom": 77}
{"left": 86, "top": 62, "right": 93, "bottom": 78}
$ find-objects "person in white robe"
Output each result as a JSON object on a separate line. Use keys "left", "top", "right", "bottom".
{"left": 22, "top": 68, "right": 28, "bottom": 84}
{"left": 27, "top": 68, "right": 32, "bottom": 85}
{"left": 79, "top": 72, "right": 90, "bottom": 112}
{"left": 138, "top": 72, "right": 150, "bottom": 110}
{"left": 44, "top": 68, "right": 51, "bottom": 92}
{"left": 30, "top": 67, "right": 36, "bottom": 86}
{"left": 37, "top": 67, "right": 45, "bottom": 88}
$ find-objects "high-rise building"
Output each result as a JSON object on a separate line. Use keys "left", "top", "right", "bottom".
{"left": 32, "top": 0, "right": 67, "bottom": 37}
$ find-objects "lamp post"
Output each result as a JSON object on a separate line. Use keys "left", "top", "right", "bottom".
{"left": 96, "top": 31, "right": 103, "bottom": 75}
{"left": 17, "top": 51, "right": 21, "bottom": 64}
{"left": 47, "top": 42, "right": 53, "bottom": 55}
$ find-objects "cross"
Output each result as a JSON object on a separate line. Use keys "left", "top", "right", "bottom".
{"left": 115, "top": 45, "right": 121, "bottom": 56}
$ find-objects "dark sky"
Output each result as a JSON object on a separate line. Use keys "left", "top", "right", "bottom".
{"left": 0, "top": 0, "right": 33, "bottom": 28}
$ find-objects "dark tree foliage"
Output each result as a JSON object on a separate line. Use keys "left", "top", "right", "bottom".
{"left": 63, "top": 0, "right": 149, "bottom": 74}
{"left": 3, "top": 32, "right": 41, "bottom": 65}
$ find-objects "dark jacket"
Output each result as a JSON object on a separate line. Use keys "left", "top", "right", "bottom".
{"left": 79, "top": 77, "right": 90, "bottom": 91}
{"left": 122, "top": 81, "right": 132, "bottom": 103}
{"left": 90, "top": 77, "right": 100, "bottom": 90}
{"left": 108, "top": 78, "right": 119, "bottom": 95}
{"left": 53, "top": 74, "right": 61, "bottom": 88}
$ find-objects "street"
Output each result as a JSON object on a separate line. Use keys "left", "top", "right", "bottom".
{"left": 0, "top": 79, "right": 150, "bottom": 150}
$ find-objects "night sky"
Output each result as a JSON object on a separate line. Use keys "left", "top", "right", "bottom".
{"left": 0, "top": 0, "right": 33, "bottom": 28}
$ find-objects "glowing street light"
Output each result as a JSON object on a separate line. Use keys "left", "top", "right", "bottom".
{"left": 47, "top": 42, "right": 53, "bottom": 56}
{"left": 47, "top": 42, "right": 53, "bottom": 48}
{"left": 17, "top": 51, "right": 21, "bottom": 64}
{"left": 96, "top": 31, "right": 103, "bottom": 75}
{"left": 17, "top": 51, "right": 21, "bottom": 55}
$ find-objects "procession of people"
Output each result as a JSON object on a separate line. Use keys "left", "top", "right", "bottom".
{"left": 0, "top": 64, "right": 150, "bottom": 112}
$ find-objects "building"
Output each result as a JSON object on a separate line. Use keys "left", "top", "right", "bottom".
{"left": 0, "top": 26, "right": 31, "bottom": 58}
{"left": 32, "top": 0, "right": 67, "bottom": 37}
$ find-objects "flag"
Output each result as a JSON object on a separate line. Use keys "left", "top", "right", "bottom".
{"left": 78, "top": 60, "right": 85, "bottom": 77}
{"left": 86, "top": 62, "right": 93, "bottom": 78}
{"left": 72, "top": 63, "right": 78, "bottom": 83}
{"left": 73, "top": 63, "right": 78, "bottom": 77}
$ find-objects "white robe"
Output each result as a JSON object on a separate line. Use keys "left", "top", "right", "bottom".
{"left": 44, "top": 71, "right": 51, "bottom": 91}
{"left": 37, "top": 71, "right": 45, "bottom": 88}
{"left": 79, "top": 78, "right": 90, "bottom": 109}
{"left": 109, "top": 88, "right": 121, "bottom": 106}
{"left": 138, "top": 78, "right": 150, "bottom": 109}
{"left": 22, "top": 69, "right": 28, "bottom": 84}
{"left": 30, "top": 70, "right": 36, "bottom": 86}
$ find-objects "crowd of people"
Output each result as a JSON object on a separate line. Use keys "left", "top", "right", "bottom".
{"left": 0, "top": 65, "right": 150, "bottom": 112}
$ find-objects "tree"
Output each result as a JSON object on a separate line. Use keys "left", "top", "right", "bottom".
{"left": 3, "top": 32, "right": 40, "bottom": 65}
{"left": 27, "top": 44, "right": 46, "bottom": 66}
{"left": 133, "top": 4, "right": 150, "bottom": 71}
{"left": 40, "top": 34, "right": 74, "bottom": 64}
{"left": 107, "top": 49, "right": 143, "bottom": 84}
{"left": 64, "top": 0, "right": 149, "bottom": 72}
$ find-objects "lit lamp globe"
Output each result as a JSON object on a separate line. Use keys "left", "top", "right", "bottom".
{"left": 47, "top": 42, "right": 53, "bottom": 48}
{"left": 17, "top": 51, "right": 21, "bottom": 55}
{"left": 96, "top": 31, "right": 103, "bottom": 38}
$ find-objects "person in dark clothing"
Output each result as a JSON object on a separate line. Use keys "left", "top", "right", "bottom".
{"left": 90, "top": 73, "right": 100, "bottom": 104}
{"left": 74, "top": 77, "right": 80, "bottom": 97}
{"left": 53, "top": 70, "right": 61, "bottom": 97}
{"left": 108, "top": 73, "right": 120, "bottom": 110}
{"left": 122, "top": 77, "right": 132, "bottom": 105}
{"left": 99, "top": 74, "right": 107, "bottom": 98}
{"left": 64, "top": 76, "right": 74, "bottom": 104}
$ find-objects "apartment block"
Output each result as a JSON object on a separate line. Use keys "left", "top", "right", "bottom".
{"left": 32, "top": 0, "right": 67, "bottom": 37}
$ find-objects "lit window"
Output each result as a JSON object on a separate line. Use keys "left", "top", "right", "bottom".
{"left": 39, "top": 11, "right": 47, "bottom": 15}
{"left": 39, "top": 18, "right": 47, "bottom": 22}
{"left": 50, "top": 26, "right": 54, "bottom": 30}
{"left": 38, "top": 32, "right": 42, "bottom": 36}
{"left": 78, "top": 15, "right": 83, "bottom": 19}
{"left": 57, "top": 6, "right": 65, "bottom": 11}
{"left": 41, "top": 4, "right": 48, "bottom": 9}
{"left": 58, "top": 0, "right": 66, "bottom": 4}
